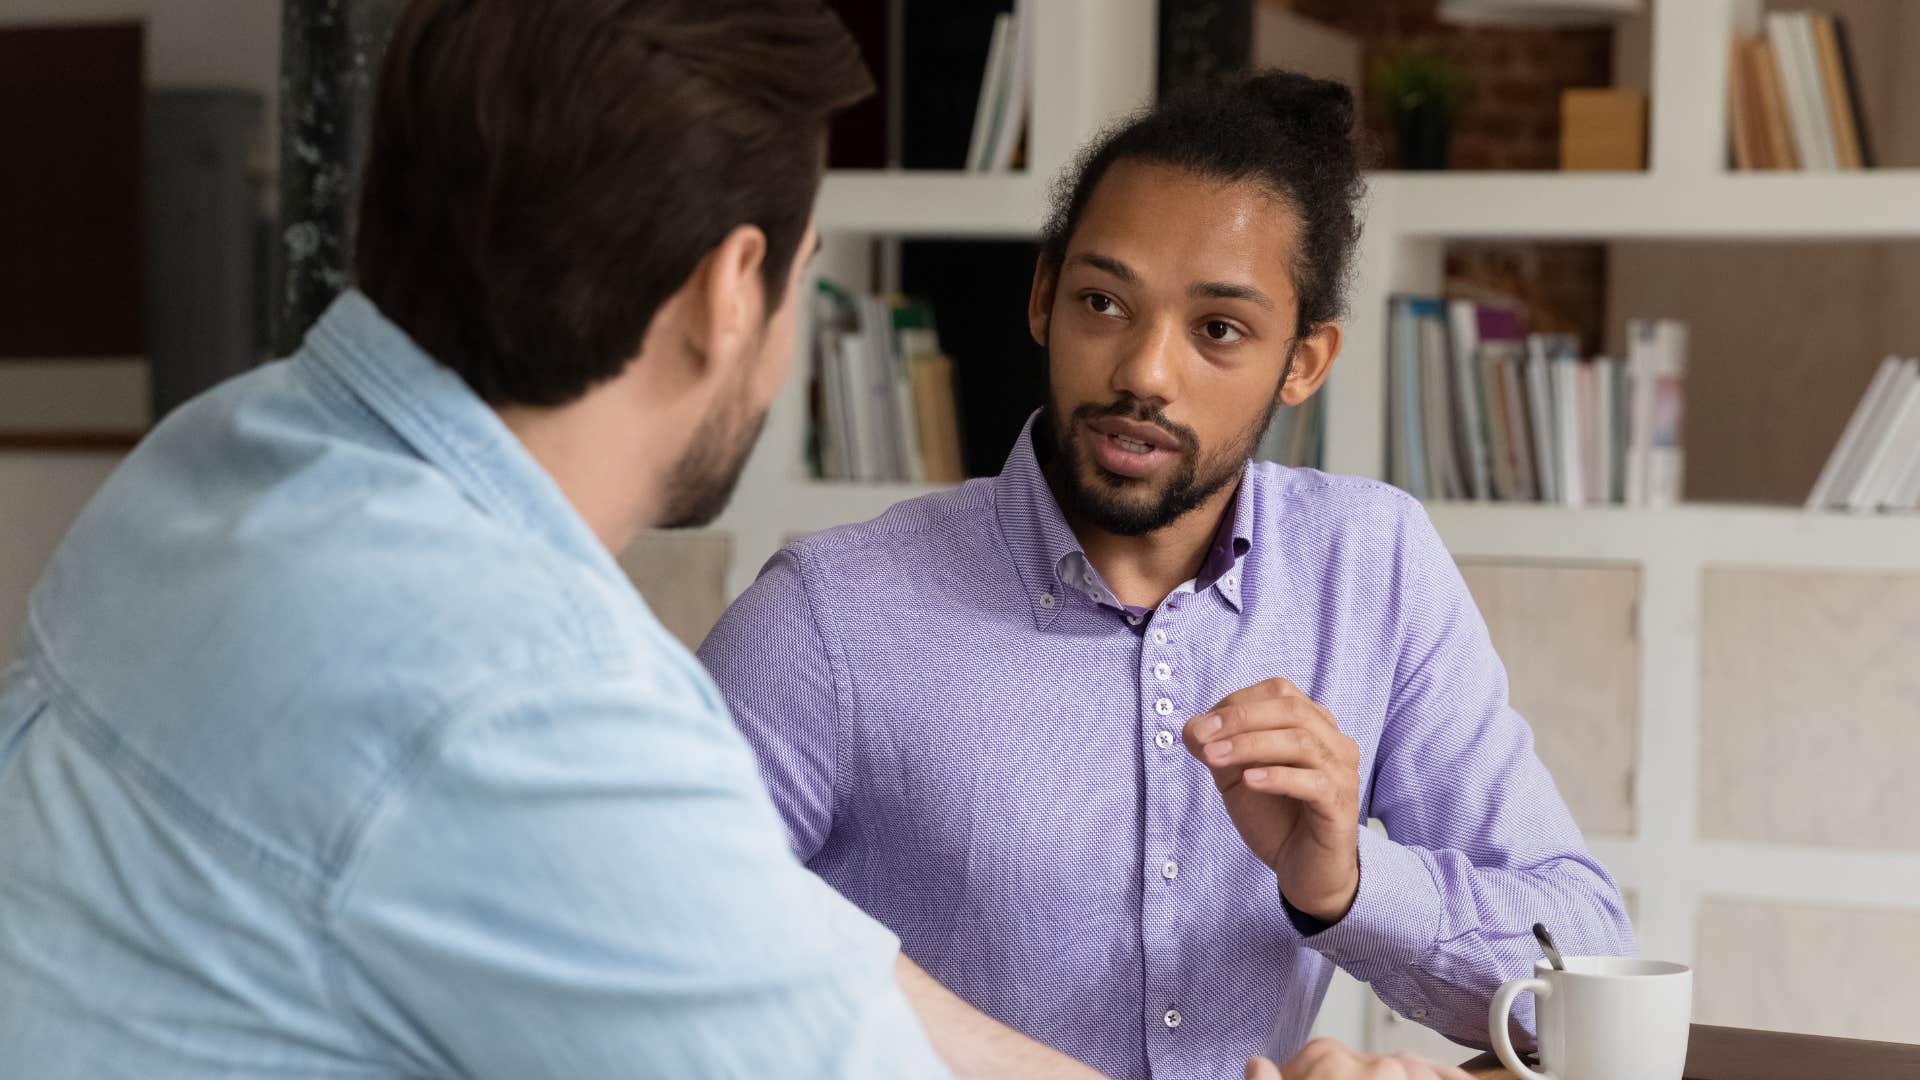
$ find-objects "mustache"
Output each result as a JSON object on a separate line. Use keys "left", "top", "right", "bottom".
{"left": 1070, "top": 398, "right": 1199, "bottom": 454}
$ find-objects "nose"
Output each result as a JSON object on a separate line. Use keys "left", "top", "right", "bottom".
{"left": 1110, "top": 313, "right": 1182, "bottom": 407}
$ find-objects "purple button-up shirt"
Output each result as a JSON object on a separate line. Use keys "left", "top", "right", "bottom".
{"left": 701, "top": 417, "right": 1632, "bottom": 1079}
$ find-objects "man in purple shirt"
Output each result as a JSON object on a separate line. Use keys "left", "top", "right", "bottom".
{"left": 701, "top": 71, "right": 1632, "bottom": 1079}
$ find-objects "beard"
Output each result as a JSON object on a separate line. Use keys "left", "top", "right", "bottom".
{"left": 1040, "top": 351, "right": 1280, "bottom": 538}
{"left": 657, "top": 375, "right": 768, "bottom": 529}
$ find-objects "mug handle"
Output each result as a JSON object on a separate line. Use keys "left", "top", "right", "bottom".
{"left": 1489, "top": 976, "right": 1554, "bottom": 1080}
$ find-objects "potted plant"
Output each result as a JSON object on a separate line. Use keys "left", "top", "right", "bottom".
{"left": 1370, "top": 45, "right": 1471, "bottom": 170}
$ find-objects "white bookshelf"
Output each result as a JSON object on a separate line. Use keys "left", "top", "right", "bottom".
{"left": 714, "top": 0, "right": 1920, "bottom": 1059}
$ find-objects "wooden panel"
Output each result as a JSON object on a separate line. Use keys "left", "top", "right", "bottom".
{"left": 1458, "top": 559, "right": 1641, "bottom": 836}
{"left": 1699, "top": 567, "right": 1920, "bottom": 851}
{"left": 0, "top": 22, "right": 142, "bottom": 357}
{"left": 617, "top": 530, "right": 734, "bottom": 651}
{"left": 1697, "top": 898, "right": 1920, "bottom": 1045}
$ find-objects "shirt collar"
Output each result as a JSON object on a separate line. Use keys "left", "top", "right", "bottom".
{"left": 296, "top": 290, "right": 629, "bottom": 591}
{"left": 992, "top": 411, "right": 1255, "bottom": 628}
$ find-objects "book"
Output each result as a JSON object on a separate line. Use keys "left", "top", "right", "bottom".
{"left": 965, "top": 14, "right": 1013, "bottom": 172}
{"left": 1727, "top": 37, "right": 1760, "bottom": 170}
{"left": 987, "top": 0, "right": 1034, "bottom": 173}
{"left": 902, "top": 4, "right": 1010, "bottom": 170}
{"left": 894, "top": 299, "right": 967, "bottom": 484}
{"left": 1748, "top": 37, "right": 1799, "bottom": 170}
{"left": 1810, "top": 14, "right": 1863, "bottom": 171}
{"left": 1808, "top": 356, "right": 1904, "bottom": 510}
{"left": 1497, "top": 345, "right": 1535, "bottom": 500}
{"left": 1478, "top": 306, "right": 1529, "bottom": 501}
{"left": 1387, "top": 297, "right": 1423, "bottom": 498}
{"left": 1551, "top": 355, "right": 1585, "bottom": 506}
{"left": 1645, "top": 321, "right": 1688, "bottom": 507}
{"left": 1526, "top": 334, "right": 1576, "bottom": 505}
{"left": 1593, "top": 357, "right": 1618, "bottom": 504}
{"left": 1768, "top": 13, "right": 1834, "bottom": 171}
{"left": 1625, "top": 319, "right": 1656, "bottom": 506}
{"left": 1829, "top": 16, "right": 1874, "bottom": 167}
{"left": 1416, "top": 304, "right": 1460, "bottom": 499}
{"left": 1611, "top": 358, "right": 1632, "bottom": 505}
{"left": 1447, "top": 300, "right": 1493, "bottom": 501}
{"left": 1846, "top": 359, "right": 1920, "bottom": 512}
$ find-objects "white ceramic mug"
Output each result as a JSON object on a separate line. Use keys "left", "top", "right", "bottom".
{"left": 1489, "top": 956, "right": 1692, "bottom": 1080}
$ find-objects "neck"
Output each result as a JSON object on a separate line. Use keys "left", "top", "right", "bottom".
{"left": 496, "top": 389, "right": 673, "bottom": 554}
{"left": 1068, "top": 479, "right": 1239, "bottom": 610}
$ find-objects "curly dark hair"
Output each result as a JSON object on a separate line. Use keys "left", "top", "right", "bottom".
{"left": 1039, "top": 69, "right": 1369, "bottom": 337}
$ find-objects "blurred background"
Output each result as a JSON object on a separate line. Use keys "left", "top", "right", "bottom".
{"left": 1, "top": 0, "right": 1915, "bottom": 1060}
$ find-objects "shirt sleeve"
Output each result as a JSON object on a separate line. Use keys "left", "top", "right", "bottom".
{"left": 1297, "top": 502, "right": 1636, "bottom": 1051}
{"left": 698, "top": 548, "right": 841, "bottom": 862}
{"left": 324, "top": 665, "right": 951, "bottom": 1080}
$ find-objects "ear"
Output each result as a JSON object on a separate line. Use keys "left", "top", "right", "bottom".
{"left": 683, "top": 224, "right": 771, "bottom": 382}
{"left": 1278, "top": 320, "right": 1342, "bottom": 407}
{"left": 1027, "top": 258, "right": 1055, "bottom": 347}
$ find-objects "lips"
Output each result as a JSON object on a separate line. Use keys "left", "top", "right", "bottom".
{"left": 1083, "top": 415, "right": 1181, "bottom": 479}
{"left": 1086, "top": 416, "right": 1180, "bottom": 451}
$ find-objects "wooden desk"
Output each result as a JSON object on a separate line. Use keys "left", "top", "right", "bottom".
{"left": 1462, "top": 1024, "right": 1920, "bottom": 1079}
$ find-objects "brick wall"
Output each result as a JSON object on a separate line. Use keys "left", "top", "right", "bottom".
{"left": 1287, "top": 0, "right": 1613, "bottom": 170}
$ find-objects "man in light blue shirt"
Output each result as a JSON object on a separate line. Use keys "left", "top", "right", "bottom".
{"left": 0, "top": 1, "right": 975, "bottom": 1076}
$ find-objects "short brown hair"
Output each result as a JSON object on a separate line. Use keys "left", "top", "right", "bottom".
{"left": 354, "top": 0, "right": 872, "bottom": 406}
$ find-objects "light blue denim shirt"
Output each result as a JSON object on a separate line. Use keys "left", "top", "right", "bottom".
{"left": 0, "top": 291, "right": 950, "bottom": 1079}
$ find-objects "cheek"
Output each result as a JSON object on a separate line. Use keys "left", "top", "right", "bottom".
{"left": 1046, "top": 324, "right": 1113, "bottom": 396}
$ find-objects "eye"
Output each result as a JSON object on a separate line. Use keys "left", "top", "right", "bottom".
{"left": 1200, "top": 319, "right": 1244, "bottom": 344}
{"left": 1083, "top": 292, "right": 1124, "bottom": 318}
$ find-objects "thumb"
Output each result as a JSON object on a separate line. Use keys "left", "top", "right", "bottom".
{"left": 1246, "top": 1058, "right": 1285, "bottom": 1080}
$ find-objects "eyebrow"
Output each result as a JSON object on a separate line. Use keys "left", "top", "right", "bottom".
{"left": 1067, "top": 251, "right": 1275, "bottom": 312}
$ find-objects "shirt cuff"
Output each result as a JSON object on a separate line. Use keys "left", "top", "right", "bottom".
{"left": 1297, "top": 827, "right": 1444, "bottom": 978}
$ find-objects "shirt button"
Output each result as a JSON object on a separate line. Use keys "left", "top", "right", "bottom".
{"left": 1083, "top": 572, "right": 1097, "bottom": 586}
{"left": 1154, "top": 698, "right": 1173, "bottom": 716}
{"left": 1126, "top": 614, "right": 1142, "bottom": 626}
{"left": 1154, "top": 730, "right": 1175, "bottom": 749}
{"left": 1152, "top": 662, "right": 1171, "bottom": 681}
{"left": 1224, "top": 574, "right": 1238, "bottom": 588}
{"left": 1162, "top": 860, "right": 1179, "bottom": 880}
{"left": 1151, "top": 629, "right": 1168, "bottom": 645}
{"left": 1164, "top": 1009, "right": 1182, "bottom": 1029}
{"left": 1036, "top": 592, "right": 1055, "bottom": 610}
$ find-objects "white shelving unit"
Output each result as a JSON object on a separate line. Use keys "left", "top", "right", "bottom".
{"left": 715, "top": 0, "right": 1920, "bottom": 1058}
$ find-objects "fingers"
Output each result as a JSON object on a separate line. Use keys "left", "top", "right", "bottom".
{"left": 1202, "top": 728, "right": 1340, "bottom": 772}
{"left": 1245, "top": 1058, "right": 1284, "bottom": 1080}
{"left": 1188, "top": 679, "right": 1355, "bottom": 761}
{"left": 1278, "top": 1039, "right": 1474, "bottom": 1080}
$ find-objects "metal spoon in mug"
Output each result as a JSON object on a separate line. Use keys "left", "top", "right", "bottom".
{"left": 1533, "top": 922, "right": 1566, "bottom": 971}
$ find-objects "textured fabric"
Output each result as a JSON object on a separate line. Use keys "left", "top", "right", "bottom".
{"left": 0, "top": 292, "right": 951, "bottom": 1079}
{"left": 700, "top": 416, "right": 1634, "bottom": 1080}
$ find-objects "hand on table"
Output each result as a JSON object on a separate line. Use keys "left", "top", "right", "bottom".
{"left": 1246, "top": 1038, "right": 1476, "bottom": 1080}
{"left": 1183, "top": 677, "right": 1362, "bottom": 922}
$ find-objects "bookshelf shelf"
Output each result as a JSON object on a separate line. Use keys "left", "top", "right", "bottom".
{"left": 1425, "top": 500, "right": 1920, "bottom": 568}
{"left": 1375, "top": 170, "right": 1920, "bottom": 240}
{"left": 814, "top": 171, "right": 1047, "bottom": 235}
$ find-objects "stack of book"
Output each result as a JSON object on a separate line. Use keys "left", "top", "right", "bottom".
{"left": 1727, "top": 11, "right": 1871, "bottom": 170}
{"left": 965, "top": 0, "right": 1033, "bottom": 173}
{"left": 1806, "top": 357, "right": 1920, "bottom": 513}
{"left": 1386, "top": 296, "right": 1687, "bottom": 507}
{"left": 810, "top": 281, "right": 967, "bottom": 484}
